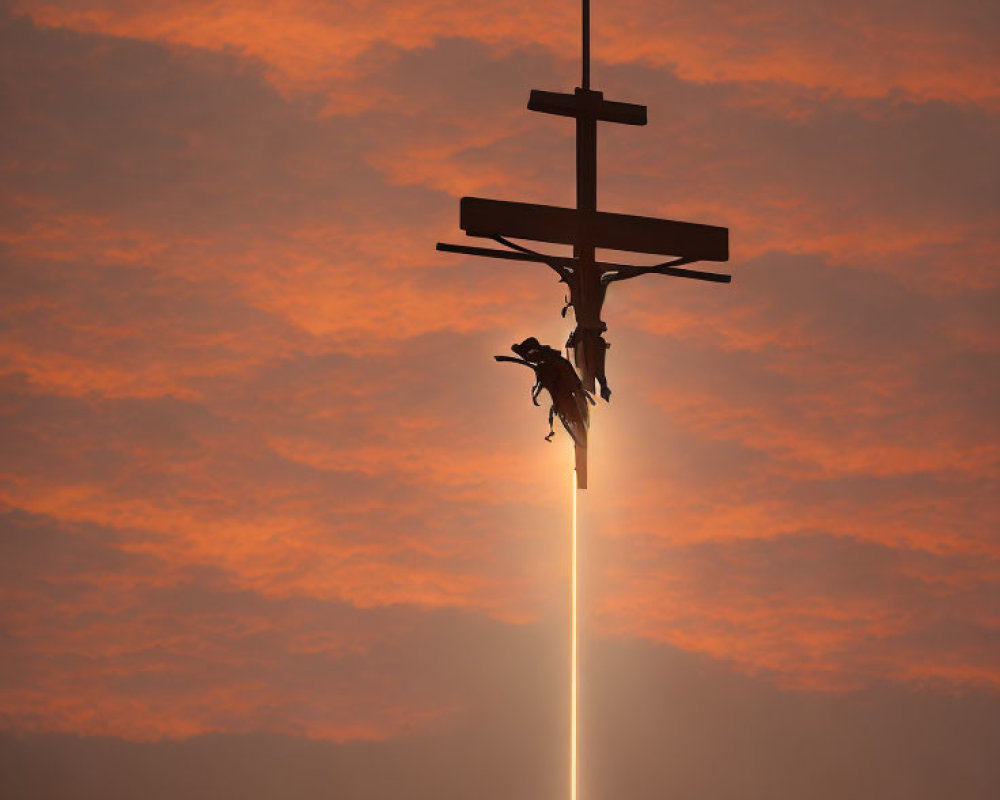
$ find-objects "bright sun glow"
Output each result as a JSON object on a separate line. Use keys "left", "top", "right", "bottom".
{"left": 571, "top": 467, "right": 578, "bottom": 800}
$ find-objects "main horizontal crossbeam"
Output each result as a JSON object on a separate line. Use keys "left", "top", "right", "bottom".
{"left": 460, "top": 197, "right": 729, "bottom": 262}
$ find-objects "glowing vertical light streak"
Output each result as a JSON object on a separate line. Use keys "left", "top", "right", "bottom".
{"left": 571, "top": 467, "right": 578, "bottom": 800}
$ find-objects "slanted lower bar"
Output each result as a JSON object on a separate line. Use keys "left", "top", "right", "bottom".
{"left": 460, "top": 196, "right": 730, "bottom": 262}
{"left": 435, "top": 242, "right": 732, "bottom": 283}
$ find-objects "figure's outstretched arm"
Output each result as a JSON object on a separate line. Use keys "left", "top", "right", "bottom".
{"left": 494, "top": 355, "right": 532, "bottom": 367}
{"left": 601, "top": 258, "right": 730, "bottom": 285}
{"left": 494, "top": 236, "right": 571, "bottom": 281}
{"left": 601, "top": 257, "right": 694, "bottom": 283}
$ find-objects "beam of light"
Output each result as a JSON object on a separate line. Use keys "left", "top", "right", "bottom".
{"left": 571, "top": 466, "right": 578, "bottom": 800}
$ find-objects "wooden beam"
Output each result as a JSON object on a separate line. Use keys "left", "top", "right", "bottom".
{"left": 528, "top": 89, "right": 647, "bottom": 126}
{"left": 436, "top": 242, "right": 731, "bottom": 283}
{"left": 460, "top": 197, "right": 729, "bottom": 262}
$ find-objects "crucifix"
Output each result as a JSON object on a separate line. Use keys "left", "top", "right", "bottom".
{"left": 437, "top": 1, "right": 731, "bottom": 489}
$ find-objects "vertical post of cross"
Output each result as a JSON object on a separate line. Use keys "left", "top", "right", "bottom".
{"left": 574, "top": 96, "right": 599, "bottom": 393}
{"left": 575, "top": 0, "right": 599, "bottom": 394}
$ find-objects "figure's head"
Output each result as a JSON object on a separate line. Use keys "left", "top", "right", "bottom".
{"left": 511, "top": 337, "right": 543, "bottom": 362}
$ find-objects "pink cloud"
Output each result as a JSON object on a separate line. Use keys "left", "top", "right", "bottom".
{"left": 0, "top": 4, "right": 997, "bottom": 745}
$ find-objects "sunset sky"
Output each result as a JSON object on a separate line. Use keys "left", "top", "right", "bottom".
{"left": 1, "top": 0, "right": 998, "bottom": 797}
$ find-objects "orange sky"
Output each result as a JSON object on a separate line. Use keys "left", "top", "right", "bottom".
{"left": 1, "top": 1, "right": 998, "bottom": 797}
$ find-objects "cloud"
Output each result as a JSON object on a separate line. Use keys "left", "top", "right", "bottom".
{"left": 0, "top": 0, "right": 997, "bottom": 756}
{"left": 12, "top": 0, "right": 1000, "bottom": 103}
{"left": 2, "top": 635, "right": 999, "bottom": 799}
{"left": 591, "top": 531, "right": 1000, "bottom": 689}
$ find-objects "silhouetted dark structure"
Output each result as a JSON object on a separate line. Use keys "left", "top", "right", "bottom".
{"left": 496, "top": 338, "right": 594, "bottom": 488}
{"left": 437, "top": 1, "right": 731, "bottom": 488}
